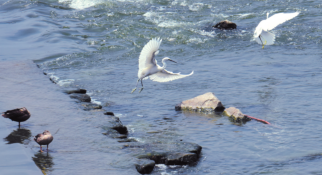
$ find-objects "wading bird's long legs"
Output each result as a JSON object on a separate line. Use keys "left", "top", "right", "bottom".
{"left": 131, "top": 79, "right": 140, "bottom": 93}
{"left": 259, "top": 35, "right": 267, "bottom": 49}
{"left": 139, "top": 79, "right": 144, "bottom": 93}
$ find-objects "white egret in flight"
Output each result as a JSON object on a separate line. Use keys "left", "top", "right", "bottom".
{"left": 131, "top": 38, "right": 193, "bottom": 93}
{"left": 254, "top": 12, "right": 300, "bottom": 49}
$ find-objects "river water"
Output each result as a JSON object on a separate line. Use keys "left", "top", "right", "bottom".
{"left": 1, "top": 0, "right": 322, "bottom": 174}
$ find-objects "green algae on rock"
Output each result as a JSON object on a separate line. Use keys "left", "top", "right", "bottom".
{"left": 223, "top": 107, "right": 250, "bottom": 123}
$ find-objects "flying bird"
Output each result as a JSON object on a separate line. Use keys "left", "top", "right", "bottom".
{"left": 254, "top": 12, "right": 300, "bottom": 49}
{"left": 131, "top": 38, "right": 193, "bottom": 93}
{"left": 34, "top": 130, "right": 54, "bottom": 152}
{"left": 2, "top": 107, "right": 30, "bottom": 128}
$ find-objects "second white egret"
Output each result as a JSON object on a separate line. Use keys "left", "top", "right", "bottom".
{"left": 254, "top": 11, "right": 300, "bottom": 49}
{"left": 131, "top": 38, "right": 194, "bottom": 93}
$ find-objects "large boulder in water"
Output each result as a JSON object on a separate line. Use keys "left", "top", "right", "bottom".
{"left": 213, "top": 20, "right": 237, "bottom": 30}
{"left": 175, "top": 92, "right": 225, "bottom": 113}
{"left": 132, "top": 141, "right": 202, "bottom": 165}
{"left": 135, "top": 159, "right": 155, "bottom": 174}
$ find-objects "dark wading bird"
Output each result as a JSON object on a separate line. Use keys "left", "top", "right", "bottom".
{"left": 2, "top": 107, "right": 31, "bottom": 128}
{"left": 34, "top": 130, "right": 54, "bottom": 152}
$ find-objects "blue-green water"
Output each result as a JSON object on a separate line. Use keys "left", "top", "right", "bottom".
{"left": 1, "top": 0, "right": 322, "bottom": 174}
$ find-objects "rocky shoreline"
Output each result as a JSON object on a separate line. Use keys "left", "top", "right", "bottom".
{"left": 41, "top": 65, "right": 203, "bottom": 174}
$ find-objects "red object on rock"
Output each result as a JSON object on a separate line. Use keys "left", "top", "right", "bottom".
{"left": 244, "top": 115, "right": 270, "bottom": 125}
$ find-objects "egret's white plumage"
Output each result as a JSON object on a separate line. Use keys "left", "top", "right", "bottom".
{"left": 132, "top": 38, "right": 193, "bottom": 93}
{"left": 254, "top": 12, "right": 300, "bottom": 48}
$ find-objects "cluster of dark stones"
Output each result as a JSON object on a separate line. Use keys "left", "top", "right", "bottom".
{"left": 130, "top": 142, "right": 202, "bottom": 174}
{"left": 64, "top": 88, "right": 103, "bottom": 111}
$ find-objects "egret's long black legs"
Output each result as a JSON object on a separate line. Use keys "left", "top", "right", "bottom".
{"left": 259, "top": 35, "right": 263, "bottom": 45}
{"left": 131, "top": 79, "right": 140, "bottom": 93}
{"left": 139, "top": 79, "right": 144, "bottom": 93}
{"left": 259, "top": 35, "right": 267, "bottom": 49}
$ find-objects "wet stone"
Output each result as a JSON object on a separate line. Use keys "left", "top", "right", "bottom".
{"left": 133, "top": 142, "right": 202, "bottom": 166}
{"left": 115, "top": 135, "right": 128, "bottom": 139}
{"left": 223, "top": 107, "right": 251, "bottom": 123}
{"left": 69, "top": 94, "right": 91, "bottom": 102}
{"left": 110, "top": 116, "right": 128, "bottom": 134}
{"left": 135, "top": 159, "right": 155, "bottom": 174}
{"left": 81, "top": 103, "right": 102, "bottom": 111}
{"left": 175, "top": 92, "right": 225, "bottom": 113}
{"left": 165, "top": 152, "right": 198, "bottom": 165}
{"left": 49, "top": 77, "right": 57, "bottom": 84}
{"left": 213, "top": 20, "right": 237, "bottom": 30}
{"left": 104, "top": 112, "right": 115, "bottom": 116}
{"left": 102, "top": 116, "right": 128, "bottom": 135}
{"left": 64, "top": 88, "right": 87, "bottom": 94}
{"left": 118, "top": 138, "right": 137, "bottom": 143}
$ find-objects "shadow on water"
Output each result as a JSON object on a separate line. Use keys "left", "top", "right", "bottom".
{"left": 4, "top": 128, "right": 32, "bottom": 144}
{"left": 32, "top": 152, "right": 54, "bottom": 175}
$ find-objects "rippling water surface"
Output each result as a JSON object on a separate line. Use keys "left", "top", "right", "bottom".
{"left": 1, "top": 0, "right": 322, "bottom": 174}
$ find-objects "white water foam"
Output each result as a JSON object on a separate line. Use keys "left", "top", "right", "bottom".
{"left": 59, "top": 0, "right": 148, "bottom": 10}
{"left": 188, "top": 3, "right": 205, "bottom": 12}
{"left": 91, "top": 98, "right": 102, "bottom": 105}
{"left": 143, "top": 11, "right": 192, "bottom": 28}
{"left": 57, "top": 79, "right": 75, "bottom": 87}
{"left": 48, "top": 73, "right": 60, "bottom": 83}
{"left": 187, "top": 37, "right": 208, "bottom": 44}
{"left": 155, "top": 164, "right": 168, "bottom": 170}
{"left": 59, "top": 0, "right": 102, "bottom": 10}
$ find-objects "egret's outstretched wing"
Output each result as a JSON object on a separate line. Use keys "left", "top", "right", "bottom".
{"left": 254, "top": 12, "right": 299, "bottom": 38}
{"left": 149, "top": 69, "right": 194, "bottom": 82}
{"left": 255, "top": 31, "right": 275, "bottom": 45}
{"left": 138, "top": 38, "right": 162, "bottom": 71}
{"left": 264, "top": 12, "right": 300, "bottom": 31}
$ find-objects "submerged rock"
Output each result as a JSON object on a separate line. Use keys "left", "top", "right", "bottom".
{"left": 102, "top": 115, "right": 128, "bottom": 135}
{"left": 118, "top": 138, "right": 137, "bottom": 143}
{"left": 64, "top": 88, "right": 87, "bottom": 94}
{"left": 81, "top": 103, "right": 102, "bottom": 111}
{"left": 104, "top": 112, "right": 115, "bottom": 116}
{"left": 110, "top": 116, "right": 128, "bottom": 134}
{"left": 223, "top": 107, "right": 250, "bottom": 123}
{"left": 213, "top": 20, "right": 237, "bottom": 30}
{"left": 70, "top": 94, "right": 91, "bottom": 102}
{"left": 175, "top": 92, "right": 225, "bottom": 113}
{"left": 166, "top": 152, "right": 198, "bottom": 165}
{"left": 135, "top": 159, "right": 155, "bottom": 174}
{"left": 133, "top": 142, "right": 202, "bottom": 166}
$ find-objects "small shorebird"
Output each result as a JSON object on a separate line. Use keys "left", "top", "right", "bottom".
{"left": 131, "top": 38, "right": 193, "bottom": 93}
{"left": 34, "top": 130, "right": 54, "bottom": 152}
{"left": 2, "top": 107, "right": 31, "bottom": 128}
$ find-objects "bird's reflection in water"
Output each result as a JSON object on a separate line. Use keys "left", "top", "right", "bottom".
{"left": 4, "top": 128, "right": 31, "bottom": 144}
{"left": 32, "top": 152, "right": 54, "bottom": 175}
